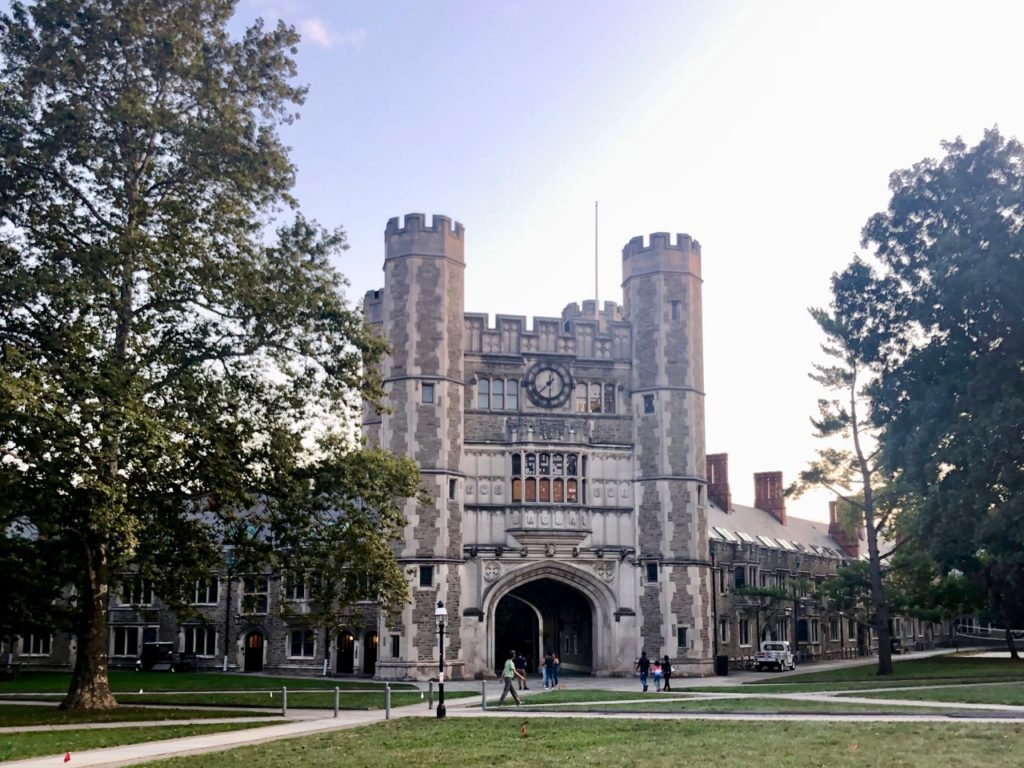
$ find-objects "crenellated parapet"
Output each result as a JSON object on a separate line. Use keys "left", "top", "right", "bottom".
{"left": 385, "top": 213, "right": 465, "bottom": 262}
{"left": 621, "top": 231, "right": 701, "bottom": 284}
{"left": 463, "top": 309, "right": 631, "bottom": 360}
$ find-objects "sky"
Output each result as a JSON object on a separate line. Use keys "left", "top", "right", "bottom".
{"left": 235, "top": 0, "right": 1024, "bottom": 522}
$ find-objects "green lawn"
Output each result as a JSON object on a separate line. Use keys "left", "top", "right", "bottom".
{"left": 135, "top": 718, "right": 1024, "bottom": 768}
{"left": 1, "top": 721, "right": 278, "bottom": 763}
{"left": 0, "top": 670, "right": 415, "bottom": 695}
{"left": 750, "top": 655, "right": 1024, "bottom": 685}
{"left": 845, "top": 683, "right": 1024, "bottom": 707}
{"left": 0, "top": 704, "right": 275, "bottom": 727}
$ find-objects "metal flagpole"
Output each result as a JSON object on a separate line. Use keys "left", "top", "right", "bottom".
{"left": 594, "top": 201, "right": 599, "bottom": 321}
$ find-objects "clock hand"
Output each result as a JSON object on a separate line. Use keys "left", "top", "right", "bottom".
{"left": 544, "top": 375, "right": 554, "bottom": 392}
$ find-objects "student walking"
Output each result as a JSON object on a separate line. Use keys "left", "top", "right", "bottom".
{"left": 552, "top": 654, "right": 560, "bottom": 687}
{"left": 636, "top": 650, "right": 651, "bottom": 692}
{"left": 514, "top": 652, "right": 528, "bottom": 690}
{"left": 651, "top": 660, "right": 663, "bottom": 691}
{"left": 498, "top": 650, "right": 525, "bottom": 705}
{"left": 662, "top": 655, "right": 673, "bottom": 692}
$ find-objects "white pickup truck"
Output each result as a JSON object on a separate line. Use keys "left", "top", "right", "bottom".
{"left": 755, "top": 640, "right": 795, "bottom": 672}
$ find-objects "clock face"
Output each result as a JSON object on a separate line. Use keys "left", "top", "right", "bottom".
{"left": 524, "top": 362, "right": 573, "bottom": 408}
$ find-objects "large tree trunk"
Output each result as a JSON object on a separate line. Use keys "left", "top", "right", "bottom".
{"left": 62, "top": 536, "right": 118, "bottom": 710}
{"left": 1005, "top": 625, "right": 1020, "bottom": 661}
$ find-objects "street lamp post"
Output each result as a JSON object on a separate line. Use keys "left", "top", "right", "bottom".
{"left": 222, "top": 546, "right": 236, "bottom": 673}
{"left": 435, "top": 600, "right": 447, "bottom": 719}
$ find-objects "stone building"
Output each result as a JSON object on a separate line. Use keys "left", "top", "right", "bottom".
{"left": 1, "top": 212, "right": 942, "bottom": 677}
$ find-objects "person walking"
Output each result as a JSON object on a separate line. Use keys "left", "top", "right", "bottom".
{"left": 651, "top": 659, "right": 663, "bottom": 691}
{"left": 514, "top": 651, "right": 528, "bottom": 690}
{"left": 662, "top": 655, "right": 673, "bottom": 692}
{"left": 498, "top": 650, "right": 525, "bottom": 706}
{"left": 635, "top": 650, "right": 651, "bottom": 692}
{"left": 552, "top": 653, "right": 560, "bottom": 687}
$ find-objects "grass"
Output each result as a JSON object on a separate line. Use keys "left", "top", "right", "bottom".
{"left": 0, "top": 704, "right": 274, "bottom": 727}
{"left": 502, "top": 690, "right": 955, "bottom": 714}
{"left": 0, "top": 670, "right": 415, "bottom": 695}
{"left": 844, "top": 683, "right": 1024, "bottom": 707}
{"left": 1, "top": 721, "right": 278, "bottom": 763}
{"left": 749, "top": 655, "right": 1024, "bottom": 686}
{"left": 135, "top": 717, "right": 1024, "bottom": 768}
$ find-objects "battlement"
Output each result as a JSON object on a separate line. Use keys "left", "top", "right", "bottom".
{"left": 385, "top": 213, "right": 465, "bottom": 262}
{"left": 561, "top": 300, "right": 623, "bottom": 325}
{"left": 362, "top": 288, "right": 385, "bottom": 325}
{"left": 622, "top": 232, "right": 699, "bottom": 259}
{"left": 621, "top": 230, "right": 702, "bottom": 283}
{"left": 464, "top": 310, "right": 631, "bottom": 361}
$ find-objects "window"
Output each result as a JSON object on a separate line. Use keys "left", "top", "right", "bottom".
{"left": 285, "top": 574, "right": 308, "bottom": 602}
{"left": 643, "top": 394, "right": 655, "bottom": 414}
{"left": 193, "top": 577, "right": 218, "bottom": 605}
{"left": 748, "top": 566, "right": 758, "bottom": 585}
{"left": 829, "top": 617, "right": 840, "bottom": 642}
{"left": 510, "top": 451, "right": 582, "bottom": 505}
{"left": 778, "top": 621, "right": 789, "bottom": 642}
{"left": 671, "top": 300, "right": 682, "bottom": 321}
{"left": 677, "top": 627, "right": 688, "bottom": 650}
{"left": 573, "top": 381, "right": 616, "bottom": 414}
{"left": 183, "top": 625, "right": 216, "bottom": 656}
{"left": 719, "top": 618, "right": 730, "bottom": 643}
{"left": 290, "top": 629, "right": 315, "bottom": 658}
{"left": 24, "top": 632, "right": 51, "bottom": 656}
{"left": 477, "top": 378, "right": 519, "bottom": 411}
{"left": 646, "top": 563, "right": 659, "bottom": 583}
{"left": 810, "top": 619, "right": 820, "bottom": 643}
{"left": 112, "top": 626, "right": 141, "bottom": 657}
{"left": 120, "top": 577, "right": 153, "bottom": 606}
{"left": 448, "top": 478, "right": 457, "bottom": 500}
{"left": 739, "top": 619, "right": 750, "bottom": 647}
{"left": 848, "top": 618, "right": 857, "bottom": 641}
{"left": 391, "top": 634, "right": 401, "bottom": 658}
{"left": 418, "top": 565, "right": 433, "bottom": 588}
{"left": 421, "top": 383, "right": 435, "bottom": 404}
{"left": 718, "top": 568, "right": 726, "bottom": 594}
{"left": 734, "top": 567, "right": 746, "bottom": 589}
{"left": 242, "top": 576, "right": 269, "bottom": 614}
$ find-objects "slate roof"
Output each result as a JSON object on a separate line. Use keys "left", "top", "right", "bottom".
{"left": 708, "top": 500, "right": 849, "bottom": 559}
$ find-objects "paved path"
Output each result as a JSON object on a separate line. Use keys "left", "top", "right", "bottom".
{"left": 6, "top": 649, "right": 1021, "bottom": 767}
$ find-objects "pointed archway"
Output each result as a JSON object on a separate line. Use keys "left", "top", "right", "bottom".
{"left": 484, "top": 561, "right": 616, "bottom": 676}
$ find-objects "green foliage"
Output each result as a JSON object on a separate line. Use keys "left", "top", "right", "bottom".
{"left": 854, "top": 128, "right": 1024, "bottom": 646}
{"left": 0, "top": 0, "right": 416, "bottom": 706}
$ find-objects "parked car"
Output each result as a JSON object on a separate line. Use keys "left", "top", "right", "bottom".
{"left": 755, "top": 640, "right": 795, "bottom": 672}
{"left": 135, "top": 642, "right": 195, "bottom": 672}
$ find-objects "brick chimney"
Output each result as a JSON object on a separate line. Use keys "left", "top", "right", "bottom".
{"left": 828, "top": 500, "right": 861, "bottom": 559}
{"left": 706, "top": 453, "right": 732, "bottom": 511}
{"left": 754, "top": 471, "right": 786, "bottom": 525}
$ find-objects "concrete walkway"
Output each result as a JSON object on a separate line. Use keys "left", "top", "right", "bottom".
{"left": 6, "top": 649, "right": 1020, "bottom": 767}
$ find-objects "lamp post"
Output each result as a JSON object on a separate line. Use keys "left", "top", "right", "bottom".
{"left": 435, "top": 600, "right": 447, "bottom": 719}
{"left": 222, "top": 545, "right": 236, "bottom": 673}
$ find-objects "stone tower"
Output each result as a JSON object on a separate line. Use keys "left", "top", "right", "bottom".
{"left": 365, "top": 213, "right": 465, "bottom": 679}
{"left": 621, "top": 232, "right": 713, "bottom": 674}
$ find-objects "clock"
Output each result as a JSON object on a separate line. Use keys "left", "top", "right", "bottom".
{"left": 524, "top": 361, "right": 573, "bottom": 408}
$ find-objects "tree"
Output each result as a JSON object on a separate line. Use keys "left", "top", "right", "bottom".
{"left": 0, "top": 0, "right": 415, "bottom": 709}
{"left": 859, "top": 129, "right": 1024, "bottom": 659}
{"left": 790, "top": 265, "right": 915, "bottom": 675}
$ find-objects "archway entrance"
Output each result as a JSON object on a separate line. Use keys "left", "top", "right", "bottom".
{"left": 493, "top": 578, "right": 593, "bottom": 676}
{"left": 363, "top": 632, "right": 378, "bottom": 675}
{"left": 336, "top": 631, "right": 355, "bottom": 674}
{"left": 243, "top": 631, "right": 263, "bottom": 672}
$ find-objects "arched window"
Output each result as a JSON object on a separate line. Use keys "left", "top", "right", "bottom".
{"left": 539, "top": 478, "right": 551, "bottom": 502}
{"left": 566, "top": 479, "right": 578, "bottom": 503}
{"left": 525, "top": 478, "right": 537, "bottom": 502}
{"left": 512, "top": 478, "right": 522, "bottom": 502}
{"left": 553, "top": 478, "right": 564, "bottom": 503}
{"left": 552, "top": 454, "right": 564, "bottom": 475}
{"left": 604, "top": 383, "right": 616, "bottom": 414}
{"left": 511, "top": 453, "right": 521, "bottom": 475}
{"left": 575, "top": 383, "right": 587, "bottom": 412}
{"left": 492, "top": 379, "right": 504, "bottom": 410}
{"left": 539, "top": 453, "right": 550, "bottom": 475}
{"left": 589, "top": 383, "right": 602, "bottom": 412}
{"left": 525, "top": 453, "right": 536, "bottom": 474}
{"left": 507, "top": 380, "right": 519, "bottom": 410}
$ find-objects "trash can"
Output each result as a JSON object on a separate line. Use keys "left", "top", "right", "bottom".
{"left": 715, "top": 655, "right": 729, "bottom": 676}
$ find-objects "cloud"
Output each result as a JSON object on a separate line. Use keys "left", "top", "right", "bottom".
{"left": 296, "top": 18, "right": 366, "bottom": 50}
